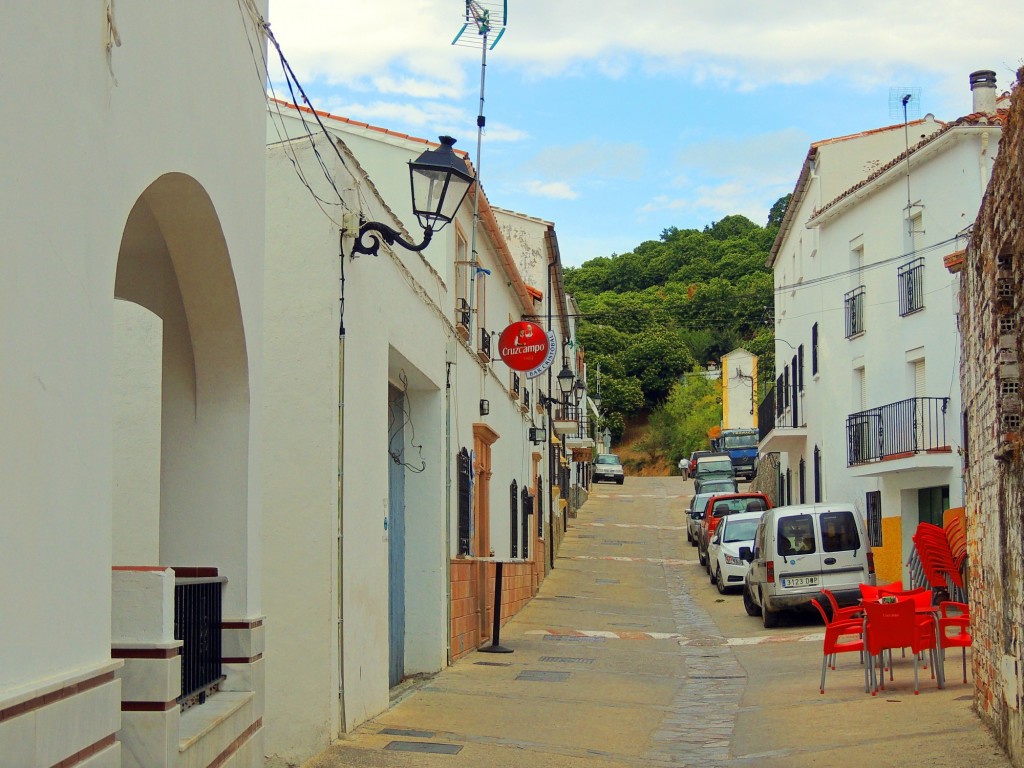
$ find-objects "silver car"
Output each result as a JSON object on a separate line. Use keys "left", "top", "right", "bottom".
{"left": 687, "top": 491, "right": 715, "bottom": 546}
{"left": 593, "top": 453, "right": 624, "bottom": 484}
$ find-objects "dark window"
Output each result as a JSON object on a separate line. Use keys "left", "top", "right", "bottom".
{"left": 510, "top": 480, "right": 519, "bottom": 558}
{"left": 811, "top": 323, "right": 819, "bottom": 375}
{"left": 866, "top": 491, "right": 882, "bottom": 547}
{"left": 537, "top": 475, "right": 544, "bottom": 537}
{"left": 521, "top": 486, "right": 532, "bottom": 559}
{"left": 778, "top": 514, "right": 816, "bottom": 556}
{"left": 845, "top": 286, "right": 865, "bottom": 337}
{"left": 821, "top": 510, "right": 862, "bottom": 552}
{"left": 797, "top": 345, "right": 805, "bottom": 390}
{"left": 898, "top": 258, "right": 925, "bottom": 316}
{"left": 457, "top": 448, "right": 472, "bottom": 555}
{"left": 813, "top": 445, "right": 822, "bottom": 503}
{"left": 798, "top": 457, "right": 806, "bottom": 504}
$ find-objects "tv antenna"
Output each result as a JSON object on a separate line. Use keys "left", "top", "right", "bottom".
{"left": 453, "top": 1, "right": 507, "bottom": 337}
{"left": 889, "top": 86, "right": 923, "bottom": 240}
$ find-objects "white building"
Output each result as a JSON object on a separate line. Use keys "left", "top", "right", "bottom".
{"left": 261, "top": 103, "right": 574, "bottom": 765}
{"left": 721, "top": 348, "right": 758, "bottom": 430}
{"left": 762, "top": 71, "right": 1005, "bottom": 584}
{"left": 2, "top": 3, "right": 268, "bottom": 767}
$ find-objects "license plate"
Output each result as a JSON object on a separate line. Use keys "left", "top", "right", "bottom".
{"left": 782, "top": 575, "right": 819, "bottom": 588}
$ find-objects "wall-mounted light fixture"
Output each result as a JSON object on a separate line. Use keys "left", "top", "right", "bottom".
{"left": 351, "top": 136, "right": 475, "bottom": 257}
{"left": 529, "top": 426, "right": 547, "bottom": 444}
{"left": 479, "top": 399, "right": 490, "bottom": 416}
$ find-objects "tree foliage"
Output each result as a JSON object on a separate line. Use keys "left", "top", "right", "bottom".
{"left": 568, "top": 201, "right": 788, "bottom": 457}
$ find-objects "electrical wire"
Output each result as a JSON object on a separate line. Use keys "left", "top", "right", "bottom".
{"left": 388, "top": 370, "right": 427, "bottom": 473}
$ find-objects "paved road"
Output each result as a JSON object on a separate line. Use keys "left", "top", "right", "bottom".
{"left": 302, "top": 477, "right": 1009, "bottom": 768}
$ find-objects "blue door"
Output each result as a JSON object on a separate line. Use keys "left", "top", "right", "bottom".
{"left": 387, "top": 386, "right": 406, "bottom": 687}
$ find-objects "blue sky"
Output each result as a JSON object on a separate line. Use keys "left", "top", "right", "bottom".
{"left": 266, "top": 1, "right": 1019, "bottom": 266}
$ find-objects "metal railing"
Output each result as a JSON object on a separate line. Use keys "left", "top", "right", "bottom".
{"left": 846, "top": 396, "right": 950, "bottom": 465}
{"left": 758, "top": 386, "right": 802, "bottom": 442}
{"left": 512, "top": 373, "right": 520, "bottom": 399}
{"left": 898, "top": 258, "right": 925, "bottom": 316}
{"left": 174, "top": 575, "right": 225, "bottom": 707}
{"left": 455, "top": 298, "right": 470, "bottom": 330}
{"left": 478, "top": 327, "right": 491, "bottom": 361}
{"left": 845, "top": 286, "right": 865, "bottom": 337}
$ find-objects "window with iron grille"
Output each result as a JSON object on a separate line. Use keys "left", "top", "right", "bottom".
{"left": 457, "top": 448, "right": 472, "bottom": 555}
{"left": 521, "top": 486, "right": 532, "bottom": 559}
{"left": 898, "top": 258, "right": 925, "bottom": 316}
{"left": 813, "top": 445, "right": 822, "bottom": 503}
{"left": 811, "top": 323, "right": 819, "bottom": 375}
{"left": 775, "top": 373, "right": 784, "bottom": 417}
{"left": 797, "top": 345, "right": 805, "bottom": 391}
{"left": 510, "top": 480, "right": 518, "bottom": 558}
{"left": 1000, "top": 315, "right": 1017, "bottom": 334}
{"left": 511, "top": 372, "right": 521, "bottom": 399}
{"left": 845, "top": 286, "right": 865, "bottom": 337}
{"left": 1002, "top": 380, "right": 1020, "bottom": 396}
{"left": 478, "top": 327, "right": 491, "bottom": 361}
{"left": 998, "top": 278, "right": 1014, "bottom": 299}
{"left": 536, "top": 475, "right": 544, "bottom": 537}
{"left": 866, "top": 491, "right": 882, "bottom": 547}
{"left": 455, "top": 297, "right": 470, "bottom": 330}
{"left": 798, "top": 457, "right": 806, "bottom": 503}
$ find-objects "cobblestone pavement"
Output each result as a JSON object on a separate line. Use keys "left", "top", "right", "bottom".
{"left": 300, "top": 477, "right": 1010, "bottom": 768}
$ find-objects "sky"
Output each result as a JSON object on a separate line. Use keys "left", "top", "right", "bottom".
{"left": 264, "top": 1, "right": 1020, "bottom": 267}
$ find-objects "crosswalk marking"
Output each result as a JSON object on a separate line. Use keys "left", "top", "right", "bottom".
{"left": 525, "top": 629, "right": 825, "bottom": 645}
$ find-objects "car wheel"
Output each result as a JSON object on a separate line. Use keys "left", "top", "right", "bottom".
{"left": 743, "top": 586, "right": 759, "bottom": 616}
{"left": 616, "top": 478, "right": 624, "bottom": 485}
{"left": 715, "top": 566, "right": 727, "bottom": 595}
{"left": 698, "top": 546, "right": 707, "bottom": 567}
{"left": 689, "top": 533, "right": 697, "bottom": 547}
{"left": 760, "top": 591, "right": 779, "bottom": 628}
{"left": 708, "top": 563, "right": 716, "bottom": 584}
{"left": 686, "top": 529, "right": 692, "bottom": 544}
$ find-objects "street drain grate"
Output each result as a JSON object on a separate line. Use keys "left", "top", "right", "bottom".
{"left": 517, "top": 670, "right": 571, "bottom": 682}
{"left": 384, "top": 741, "right": 463, "bottom": 754}
{"left": 595, "top": 578, "right": 620, "bottom": 584}
{"left": 474, "top": 661, "right": 512, "bottom": 667}
{"left": 539, "top": 656, "right": 595, "bottom": 664}
{"left": 381, "top": 728, "right": 435, "bottom": 738}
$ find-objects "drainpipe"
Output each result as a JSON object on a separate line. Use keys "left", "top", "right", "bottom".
{"left": 337, "top": 242, "right": 346, "bottom": 730}
{"left": 445, "top": 355, "right": 454, "bottom": 662}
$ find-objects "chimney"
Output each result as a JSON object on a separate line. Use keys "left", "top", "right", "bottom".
{"left": 970, "top": 70, "right": 998, "bottom": 115}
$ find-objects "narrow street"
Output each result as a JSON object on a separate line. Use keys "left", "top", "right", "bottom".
{"left": 305, "top": 477, "right": 1009, "bottom": 768}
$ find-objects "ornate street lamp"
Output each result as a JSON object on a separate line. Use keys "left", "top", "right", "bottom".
{"left": 351, "top": 136, "right": 475, "bottom": 257}
{"left": 556, "top": 362, "right": 575, "bottom": 402}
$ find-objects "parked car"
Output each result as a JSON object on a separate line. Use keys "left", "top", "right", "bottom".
{"left": 693, "top": 454, "right": 735, "bottom": 494}
{"left": 698, "top": 492, "right": 771, "bottom": 568}
{"left": 686, "top": 491, "right": 716, "bottom": 545}
{"left": 706, "top": 511, "right": 761, "bottom": 594}
{"left": 687, "top": 450, "right": 714, "bottom": 477}
{"left": 694, "top": 478, "right": 738, "bottom": 497}
{"left": 592, "top": 453, "right": 624, "bottom": 484}
{"left": 742, "top": 503, "right": 876, "bottom": 628}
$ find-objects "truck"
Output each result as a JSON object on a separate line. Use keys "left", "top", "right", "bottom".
{"left": 711, "top": 428, "right": 760, "bottom": 481}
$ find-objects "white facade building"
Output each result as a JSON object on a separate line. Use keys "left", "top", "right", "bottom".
{"left": 763, "top": 72, "right": 1005, "bottom": 584}
{"left": 261, "top": 104, "right": 571, "bottom": 765}
{"left": 2, "top": 3, "right": 268, "bottom": 767}
{"left": 721, "top": 348, "right": 758, "bottom": 430}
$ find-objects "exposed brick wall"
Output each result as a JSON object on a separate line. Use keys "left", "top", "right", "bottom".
{"left": 960, "top": 68, "right": 1024, "bottom": 767}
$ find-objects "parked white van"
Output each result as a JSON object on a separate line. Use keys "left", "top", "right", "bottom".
{"left": 741, "top": 503, "right": 875, "bottom": 628}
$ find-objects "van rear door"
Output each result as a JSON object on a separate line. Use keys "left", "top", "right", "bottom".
{"left": 817, "top": 508, "right": 868, "bottom": 589}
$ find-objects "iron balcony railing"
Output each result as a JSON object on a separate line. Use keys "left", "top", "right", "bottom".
{"left": 478, "top": 327, "right": 491, "bottom": 362}
{"left": 846, "top": 396, "right": 950, "bottom": 465}
{"left": 512, "top": 373, "right": 520, "bottom": 399}
{"left": 455, "top": 298, "right": 470, "bottom": 329}
{"left": 898, "top": 258, "right": 925, "bottom": 316}
{"left": 845, "top": 285, "right": 865, "bottom": 337}
{"left": 758, "top": 386, "right": 802, "bottom": 442}
{"left": 174, "top": 573, "right": 225, "bottom": 707}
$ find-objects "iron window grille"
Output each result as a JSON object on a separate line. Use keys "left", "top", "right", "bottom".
{"left": 898, "top": 258, "right": 925, "bottom": 316}
{"left": 866, "top": 491, "right": 882, "bottom": 547}
{"left": 478, "top": 327, "right": 491, "bottom": 362}
{"left": 845, "top": 286, "right": 866, "bottom": 337}
{"left": 510, "top": 480, "right": 519, "bottom": 558}
{"left": 536, "top": 475, "right": 544, "bottom": 537}
{"left": 457, "top": 448, "right": 472, "bottom": 555}
{"left": 174, "top": 575, "right": 225, "bottom": 708}
{"left": 811, "top": 323, "right": 819, "bottom": 375}
{"left": 521, "top": 486, "right": 532, "bottom": 559}
{"left": 455, "top": 297, "right": 471, "bottom": 330}
{"left": 813, "top": 445, "right": 822, "bottom": 503}
{"left": 511, "top": 373, "right": 521, "bottom": 399}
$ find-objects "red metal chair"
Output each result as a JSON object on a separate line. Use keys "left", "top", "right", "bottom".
{"left": 939, "top": 602, "right": 973, "bottom": 684}
{"left": 811, "top": 598, "right": 867, "bottom": 694}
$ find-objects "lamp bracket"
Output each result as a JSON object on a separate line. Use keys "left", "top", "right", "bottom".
{"left": 351, "top": 220, "right": 432, "bottom": 258}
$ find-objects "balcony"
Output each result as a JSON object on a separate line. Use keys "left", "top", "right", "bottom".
{"left": 477, "top": 326, "right": 491, "bottom": 363}
{"left": 846, "top": 397, "right": 951, "bottom": 470}
{"left": 758, "top": 386, "right": 807, "bottom": 455}
{"left": 845, "top": 286, "right": 865, "bottom": 338}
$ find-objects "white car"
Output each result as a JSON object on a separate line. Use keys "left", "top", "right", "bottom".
{"left": 686, "top": 491, "right": 715, "bottom": 546}
{"left": 706, "top": 511, "right": 762, "bottom": 594}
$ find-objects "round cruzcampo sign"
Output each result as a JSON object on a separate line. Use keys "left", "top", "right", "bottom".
{"left": 498, "top": 321, "right": 550, "bottom": 371}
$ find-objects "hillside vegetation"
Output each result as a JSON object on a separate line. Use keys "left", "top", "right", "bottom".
{"left": 567, "top": 199, "right": 788, "bottom": 471}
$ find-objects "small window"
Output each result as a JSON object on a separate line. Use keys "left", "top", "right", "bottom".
{"left": 898, "top": 258, "right": 925, "bottom": 316}
{"left": 1000, "top": 315, "right": 1017, "bottom": 334}
{"left": 845, "top": 286, "right": 866, "bottom": 337}
{"left": 1001, "top": 380, "right": 1020, "bottom": 396}
{"left": 811, "top": 323, "right": 819, "bottom": 375}
{"left": 866, "top": 492, "right": 882, "bottom": 547}
{"left": 778, "top": 514, "right": 816, "bottom": 556}
{"left": 818, "top": 510, "right": 862, "bottom": 552}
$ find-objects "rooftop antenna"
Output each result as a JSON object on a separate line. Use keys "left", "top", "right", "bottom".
{"left": 453, "top": 1, "right": 507, "bottom": 338}
{"left": 889, "top": 86, "right": 923, "bottom": 242}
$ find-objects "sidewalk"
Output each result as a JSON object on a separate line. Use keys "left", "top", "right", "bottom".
{"left": 302, "top": 477, "right": 1010, "bottom": 768}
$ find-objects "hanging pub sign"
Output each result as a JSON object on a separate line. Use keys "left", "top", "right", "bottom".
{"left": 525, "top": 329, "right": 557, "bottom": 379}
{"left": 498, "top": 321, "right": 550, "bottom": 372}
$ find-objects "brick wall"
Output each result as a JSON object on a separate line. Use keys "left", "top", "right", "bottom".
{"left": 960, "top": 68, "right": 1024, "bottom": 767}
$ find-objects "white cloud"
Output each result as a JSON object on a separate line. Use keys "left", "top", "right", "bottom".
{"left": 523, "top": 180, "right": 579, "bottom": 200}
{"left": 526, "top": 141, "right": 648, "bottom": 181}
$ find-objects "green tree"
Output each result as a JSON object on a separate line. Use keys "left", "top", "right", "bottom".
{"left": 648, "top": 374, "right": 723, "bottom": 463}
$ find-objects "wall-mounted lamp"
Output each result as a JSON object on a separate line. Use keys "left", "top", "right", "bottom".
{"left": 572, "top": 379, "right": 586, "bottom": 407}
{"left": 479, "top": 399, "right": 490, "bottom": 416}
{"left": 556, "top": 362, "right": 575, "bottom": 399}
{"left": 529, "top": 426, "right": 547, "bottom": 444}
{"left": 351, "top": 136, "right": 475, "bottom": 257}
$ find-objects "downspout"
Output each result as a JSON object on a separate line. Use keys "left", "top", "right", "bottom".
{"left": 337, "top": 239, "right": 346, "bottom": 730}
{"left": 546, "top": 260, "right": 555, "bottom": 570}
{"left": 445, "top": 356, "right": 453, "bottom": 662}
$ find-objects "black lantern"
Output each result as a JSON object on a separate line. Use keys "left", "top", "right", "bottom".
{"left": 556, "top": 362, "right": 575, "bottom": 400}
{"left": 572, "top": 380, "right": 585, "bottom": 406}
{"left": 352, "top": 136, "right": 475, "bottom": 257}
